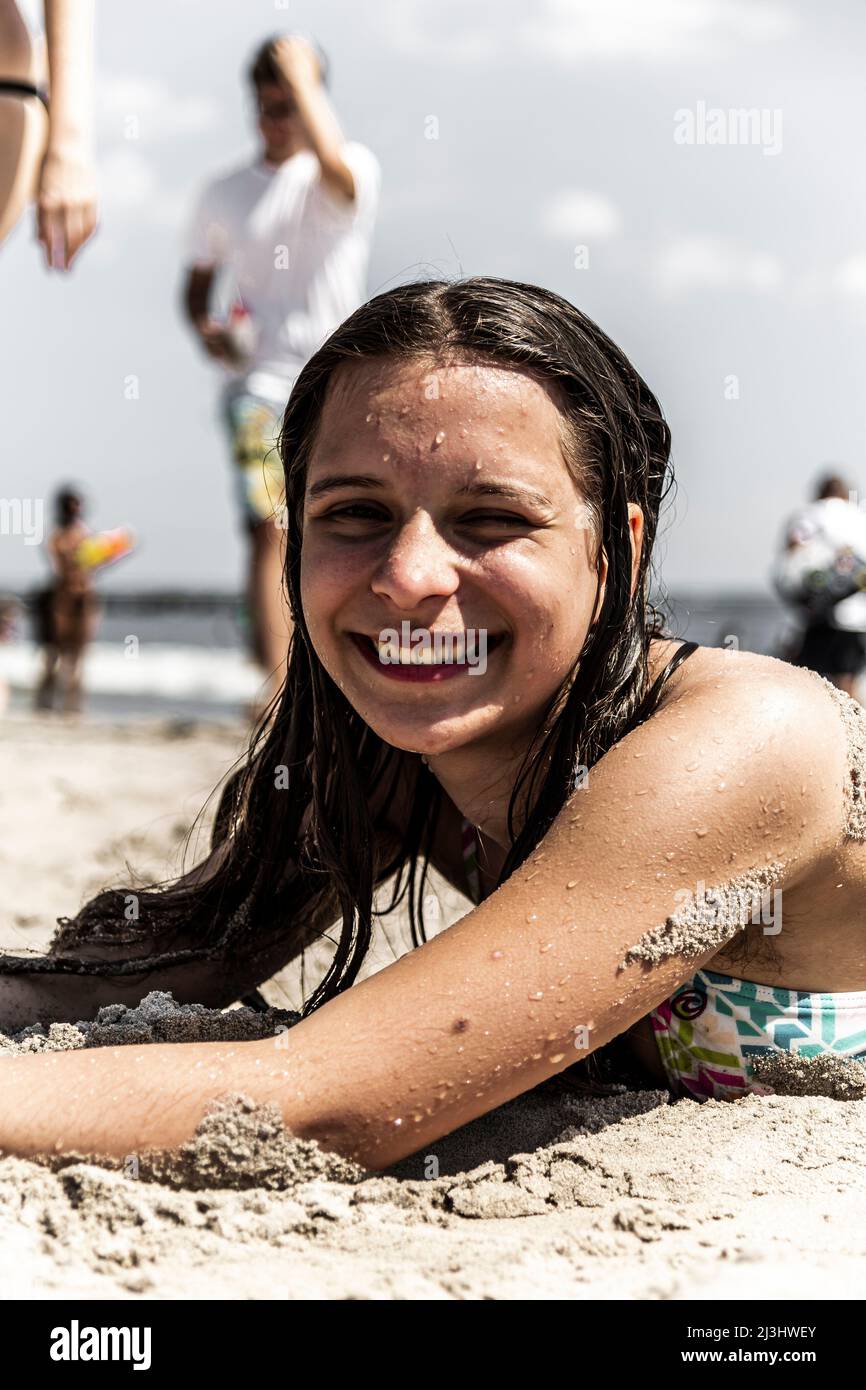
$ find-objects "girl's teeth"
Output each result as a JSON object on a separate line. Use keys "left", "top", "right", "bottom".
{"left": 375, "top": 637, "right": 474, "bottom": 666}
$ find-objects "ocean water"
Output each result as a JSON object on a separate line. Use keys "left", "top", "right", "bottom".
{"left": 0, "top": 589, "right": 799, "bottom": 721}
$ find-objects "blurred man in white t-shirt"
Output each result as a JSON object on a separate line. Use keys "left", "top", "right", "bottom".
{"left": 774, "top": 473, "right": 866, "bottom": 698}
{"left": 182, "top": 34, "right": 380, "bottom": 698}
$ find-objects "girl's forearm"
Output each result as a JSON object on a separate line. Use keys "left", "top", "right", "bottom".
{"left": 44, "top": 0, "right": 95, "bottom": 153}
{"left": 0, "top": 1034, "right": 310, "bottom": 1159}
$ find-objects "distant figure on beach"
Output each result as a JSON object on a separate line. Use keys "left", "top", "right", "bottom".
{"left": 774, "top": 472, "right": 866, "bottom": 699}
{"left": 182, "top": 33, "right": 380, "bottom": 702}
{"left": 0, "top": 595, "right": 18, "bottom": 714}
{"left": 0, "top": 0, "right": 97, "bottom": 268}
{"left": 34, "top": 487, "right": 99, "bottom": 714}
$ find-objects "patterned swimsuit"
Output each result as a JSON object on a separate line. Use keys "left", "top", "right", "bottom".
{"left": 458, "top": 640, "right": 866, "bottom": 1100}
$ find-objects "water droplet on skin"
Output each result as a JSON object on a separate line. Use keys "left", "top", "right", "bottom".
{"left": 491, "top": 949, "right": 504, "bottom": 959}
{"left": 694, "top": 827, "right": 709, "bottom": 838}
{"left": 539, "top": 942, "right": 554, "bottom": 953}
{"left": 548, "top": 1053, "right": 566, "bottom": 1064}
{"left": 664, "top": 850, "right": 675, "bottom": 860}
{"left": 475, "top": 459, "right": 483, "bottom": 470}
{"left": 566, "top": 880, "right": 578, "bottom": 889}
{"left": 685, "top": 761, "right": 700, "bottom": 772}
{"left": 525, "top": 913, "right": 538, "bottom": 923}
{"left": 528, "top": 990, "right": 544, "bottom": 1000}
{"left": 393, "top": 1117, "right": 403, "bottom": 1126}
{"left": 434, "top": 429, "right": 446, "bottom": 444}
{"left": 365, "top": 412, "right": 374, "bottom": 423}
{"left": 382, "top": 453, "right": 390, "bottom": 463}
{"left": 717, "top": 781, "right": 727, "bottom": 791}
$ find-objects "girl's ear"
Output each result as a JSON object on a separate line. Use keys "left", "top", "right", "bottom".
{"left": 591, "top": 547, "right": 609, "bottom": 626}
{"left": 590, "top": 503, "right": 644, "bottom": 626}
{"left": 627, "top": 504, "right": 645, "bottom": 598}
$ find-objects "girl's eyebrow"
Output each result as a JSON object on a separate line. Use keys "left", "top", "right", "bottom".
{"left": 307, "top": 474, "right": 556, "bottom": 510}
{"left": 307, "top": 473, "right": 386, "bottom": 500}
{"left": 456, "top": 481, "right": 555, "bottom": 509}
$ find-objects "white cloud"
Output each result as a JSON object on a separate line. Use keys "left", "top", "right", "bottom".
{"left": 98, "top": 76, "right": 220, "bottom": 142}
{"left": 832, "top": 255, "right": 866, "bottom": 297}
{"left": 539, "top": 189, "right": 622, "bottom": 239}
{"left": 379, "top": 0, "right": 793, "bottom": 65}
{"left": 654, "top": 236, "right": 783, "bottom": 295}
{"left": 98, "top": 148, "right": 189, "bottom": 231}
{"left": 523, "top": 0, "right": 793, "bottom": 62}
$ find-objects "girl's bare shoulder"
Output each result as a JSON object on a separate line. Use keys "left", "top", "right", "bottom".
{"left": 653, "top": 638, "right": 852, "bottom": 719}
{"left": 647, "top": 640, "right": 857, "bottom": 837}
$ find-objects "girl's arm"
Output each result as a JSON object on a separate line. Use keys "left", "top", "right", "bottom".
{"left": 0, "top": 660, "right": 845, "bottom": 1166}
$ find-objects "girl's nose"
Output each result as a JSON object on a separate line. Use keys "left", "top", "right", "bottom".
{"left": 370, "top": 512, "right": 460, "bottom": 609}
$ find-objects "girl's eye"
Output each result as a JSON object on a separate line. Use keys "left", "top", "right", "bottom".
{"left": 461, "top": 512, "right": 530, "bottom": 528}
{"left": 323, "top": 504, "right": 389, "bottom": 522}
{"left": 314, "top": 506, "right": 532, "bottom": 530}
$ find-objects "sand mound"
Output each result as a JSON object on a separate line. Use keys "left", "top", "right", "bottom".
{"left": 2, "top": 992, "right": 866, "bottom": 1299}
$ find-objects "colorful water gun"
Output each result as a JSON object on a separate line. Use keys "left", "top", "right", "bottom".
{"left": 74, "top": 527, "right": 136, "bottom": 572}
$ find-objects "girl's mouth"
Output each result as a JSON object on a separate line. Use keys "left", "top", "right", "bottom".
{"left": 348, "top": 631, "right": 505, "bottom": 682}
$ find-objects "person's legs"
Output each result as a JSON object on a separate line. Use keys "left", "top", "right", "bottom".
{"left": 52, "top": 591, "right": 93, "bottom": 714}
{"left": 0, "top": 0, "right": 48, "bottom": 247}
{"left": 794, "top": 622, "right": 865, "bottom": 701}
{"left": 34, "top": 644, "right": 58, "bottom": 709}
{"left": 222, "top": 386, "right": 293, "bottom": 695}
{"left": 248, "top": 519, "right": 292, "bottom": 695}
{"left": 830, "top": 672, "right": 858, "bottom": 698}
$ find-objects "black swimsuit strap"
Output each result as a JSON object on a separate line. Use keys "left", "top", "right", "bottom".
{"left": 633, "top": 638, "right": 699, "bottom": 726}
{"left": 0, "top": 79, "right": 49, "bottom": 110}
{"left": 659, "top": 638, "right": 700, "bottom": 684}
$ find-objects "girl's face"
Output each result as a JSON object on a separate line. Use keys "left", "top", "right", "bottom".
{"left": 301, "top": 357, "right": 627, "bottom": 758}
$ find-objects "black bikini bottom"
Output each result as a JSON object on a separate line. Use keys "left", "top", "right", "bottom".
{"left": 0, "top": 78, "right": 48, "bottom": 111}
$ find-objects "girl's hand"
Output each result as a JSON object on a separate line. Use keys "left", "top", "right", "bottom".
{"left": 36, "top": 147, "right": 98, "bottom": 271}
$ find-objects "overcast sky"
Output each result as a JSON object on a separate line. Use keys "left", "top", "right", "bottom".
{"left": 2, "top": 0, "right": 865, "bottom": 594}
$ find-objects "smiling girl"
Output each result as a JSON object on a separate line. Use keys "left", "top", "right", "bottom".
{"left": 2, "top": 277, "right": 866, "bottom": 1169}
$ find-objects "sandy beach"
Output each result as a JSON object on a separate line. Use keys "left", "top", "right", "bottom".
{"left": 1, "top": 712, "right": 865, "bottom": 1301}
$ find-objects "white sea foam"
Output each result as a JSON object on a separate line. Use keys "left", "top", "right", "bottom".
{"left": 0, "top": 641, "right": 261, "bottom": 703}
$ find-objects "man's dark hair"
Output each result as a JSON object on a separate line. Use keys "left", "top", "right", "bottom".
{"left": 249, "top": 34, "right": 330, "bottom": 90}
{"left": 814, "top": 471, "right": 851, "bottom": 502}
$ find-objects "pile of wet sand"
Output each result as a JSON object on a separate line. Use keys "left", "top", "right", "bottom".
{"left": 1, "top": 992, "right": 865, "bottom": 1300}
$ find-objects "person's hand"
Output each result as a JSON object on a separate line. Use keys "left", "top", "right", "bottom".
{"left": 197, "top": 320, "right": 242, "bottom": 365}
{"left": 270, "top": 35, "right": 322, "bottom": 94}
{"left": 36, "top": 147, "right": 98, "bottom": 271}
